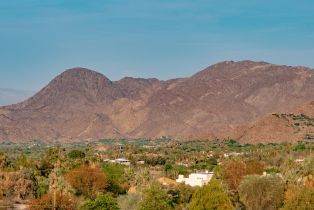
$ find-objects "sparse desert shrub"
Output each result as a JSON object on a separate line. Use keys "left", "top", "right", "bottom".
{"left": 117, "top": 192, "right": 142, "bottom": 210}
{"left": 281, "top": 185, "right": 314, "bottom": 210}
{"left": 238, "top": 175, "right": 285, "bottom": 210}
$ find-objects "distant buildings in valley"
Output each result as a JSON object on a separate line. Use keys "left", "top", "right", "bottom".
{"left": 110, "top": 158, "right": 131, "bottom": 166}
{"left": 223, "top": 152, "right": 243, "bottom": 158}
{"left": 103, "top": 158, "right": 131, "bottom": 166}
{"left": 295, "top": 158, "right": 305, "bottom": 163}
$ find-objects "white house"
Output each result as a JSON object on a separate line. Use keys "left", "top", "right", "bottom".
{"left": 111, "top": 158, "right": 131, "bottom": 166}
{"left": 295, "top": 158, "right": 305, "bottom": 164}
{"left": 223, "top": 152, "right": 243, "bottom": 158}
{"left": 176, "top": 171, "right": 214, "bottom": 187}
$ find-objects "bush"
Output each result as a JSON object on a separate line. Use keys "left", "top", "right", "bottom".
{"left": 30, "top": 192, "right": 78, "bottom": 210}
{"left": 68, "top": 149, "right": 85, "bottom": 159}
{"left": 238, "top": 175, "right": 285, "bottom": 210}
{"left": 117, "top": 193, "right": 142, "bottom": 210}
{"left": 79, "top": 193, "right": 119, "bottom": 210}
{"left": 282, "top": 185, "right": 314, "bottom": 210}
{"left": 293, "top": 143, "right": 306, "bottom": 151}
{"left": 138, "top": 182, "right": 173, "bottom": 210}
{"left": 102, "top": 164, "right": 130, "bottom": 195}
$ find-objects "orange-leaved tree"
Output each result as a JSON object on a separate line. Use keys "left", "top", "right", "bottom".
{"left": 65, "top": 164, "right": 108, "bottom": 199}
{"left": 221, "top": 160, "right": 247, "bottom": 190}
{"left": 29, "top": 192, "right": 78, "bottom": 210}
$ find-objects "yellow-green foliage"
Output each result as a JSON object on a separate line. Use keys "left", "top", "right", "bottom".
{"left": 282, "top": 185, "right": 314, "bottom": 210}
{"left": 189, "top": 179, "right": 233, "bottom": 210}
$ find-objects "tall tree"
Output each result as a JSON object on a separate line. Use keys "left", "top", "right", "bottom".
{"left": 65, "top": 164, "right": 108, "bottom": 199}
{"left": 222, "top": 160, "right": 247, "bottom": 190}
{"left": 189, "top": 179, "right": 233, "bottom": 210}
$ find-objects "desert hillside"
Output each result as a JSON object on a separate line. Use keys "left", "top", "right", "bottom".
{"left": 221, "top": 101, "right": 314, "bottom": 143}
{"left": 0, "top": 61, "right": 314, "bottom": 142}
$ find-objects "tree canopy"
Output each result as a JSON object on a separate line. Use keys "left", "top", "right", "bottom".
{"left": 79, "top": 193, "right": 119, "bottom": 210}
{"left": 238, "top": 175, "right": 285, "bottom": 210}
{"left": 282, "top": 185, "right": 314, "bottom": 210}
{"left": 189, "top": 179, "right": 233, "bottom": 210}
{"left": 65, "top": 164, "right": 108, "bottom": 199}
{"left": 138, "top": 182, "right": 173, "bottom": 210}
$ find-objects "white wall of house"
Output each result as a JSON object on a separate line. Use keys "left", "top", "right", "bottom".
{"left": 176, "top": 171, "right": 214, "bottom": 187}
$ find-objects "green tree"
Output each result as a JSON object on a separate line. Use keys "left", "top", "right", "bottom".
{"left": 164, "top": 163, "right": 173, "bottom": 174}
{"left": 293, "top": 143, "right": 306, "bottom": 151}
{"left": 102, "top": 163, "right": 130, "bottom": 195}
{"left": 34, "top": 176, "right": 49, "bottom": 198}
{"left": 189, "top": 179, "right": 233, "bottom": 210}
{"left": 79, "top": 193, "right": 120, "bottom": 210}
{"left": 138, "top": 182, "right": 173, "bottom": 210}
{"left": 173, "top": 183, "right": 194, "bottom": 205}
{"left": 238, "top": 175, "right": 285, "bottom": 210}
{"left": 68, "top": 149, "right": 85, "bottom": 159}
{"left": 167, "top": 183, "right": 194, "bottom": 209}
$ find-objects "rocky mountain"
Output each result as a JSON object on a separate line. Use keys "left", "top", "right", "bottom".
{"left": 222, "top": 101, "right": 314, "bottom": 144}
{"left": 0, "top": 88, "right": 34, "bottom": 106}
{"left": 0, "top": 61, "right": 314, "bottom": 143}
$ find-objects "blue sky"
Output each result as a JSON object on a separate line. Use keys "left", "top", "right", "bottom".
{"left": 0, "top": 0, "right": 313, "bottom": 90}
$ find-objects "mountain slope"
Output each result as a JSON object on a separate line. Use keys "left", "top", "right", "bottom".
{"left": 222, "top": 101, "right": 314, "bottom": 143}
{"left": 0, "top": 61, "right": 314, "bottom": 142}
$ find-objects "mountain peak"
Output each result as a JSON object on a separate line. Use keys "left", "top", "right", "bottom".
{"left": 191, "top": 60, "right": 309, "bottom": 80}
{"left": 56, "top": 67, "right": 111, "bottom": 84}
{"left": 1, "top": 61, "right": 314, "bottom": 142}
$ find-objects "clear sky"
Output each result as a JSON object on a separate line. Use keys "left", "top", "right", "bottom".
{"left": 0, "top": 0, "right": 313, "bottom": 90}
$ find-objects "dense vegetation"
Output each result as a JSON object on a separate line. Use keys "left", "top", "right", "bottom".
{"left": 0, "top": 139, "right": 313, "bottom": 209}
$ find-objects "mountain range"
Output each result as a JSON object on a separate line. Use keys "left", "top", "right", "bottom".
{"left": 0, "top": 60, "right": 314, "bottom": 143}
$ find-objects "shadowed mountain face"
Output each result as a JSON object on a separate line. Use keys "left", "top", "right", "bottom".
{"left": 0, "top": 61, "right": 314, "bottom": 143}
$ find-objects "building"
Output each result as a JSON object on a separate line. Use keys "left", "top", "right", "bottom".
{"left": 137, "top": 160, "right": 145, "bottom": 165}
{"left": 111, "top": 158, "right": 131, "bottom": 166}
{"left": 295, "top": 158, "right": 305, "bottom": 164}
{"left": 223, "top": 152, "right": 243, "bottom": 158}
{"left": 176, "top": 171, "right": 214, "bottom": 187}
